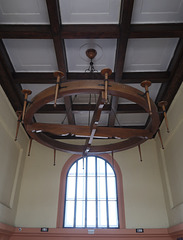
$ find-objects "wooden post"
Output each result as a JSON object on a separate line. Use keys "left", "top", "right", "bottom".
{"left": 15, "top": 111, "right": 22, "bottom": 141}
{"left": 53, "top": 71, "right": 64, "bottom": 108}
{"left": 141, "top": 80, "right": 152, "bottom": 115}
{"left": 22, "top": 89, "right": 32, "bottom": 122}
{"left": 158, "top": 101, "right": 169, "bottom": 133}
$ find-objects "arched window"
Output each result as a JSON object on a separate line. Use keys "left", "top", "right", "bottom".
{"left": 63, "top": 156, "right": 119, "bottom": 228}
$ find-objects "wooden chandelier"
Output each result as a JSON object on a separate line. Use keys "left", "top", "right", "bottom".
{"left": 17, "top": 68, "right": 164, "bottom": 156}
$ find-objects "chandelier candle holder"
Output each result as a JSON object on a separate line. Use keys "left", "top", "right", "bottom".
{"left": 22, "top": 89, "right": 32, "bottom": 122}
{"left": 101, "top": 68, "right": 112, "bottom": 104}
{"left": 157, "top": 129, "right": 164, "bottom": 149}
{"left": 141, "top": 80, "right": 152, "bottom": 115}
{"left": 53, "top": 71, "right": 64, "bottom": 108}
{"left": 15, "top": 111, "right": 22, "bottom": 141}
{"left": 158, "top": 101, "right": 169, "bottom": 133}
{"left": 28, "top": 138, "right": 33, "bottom": 156}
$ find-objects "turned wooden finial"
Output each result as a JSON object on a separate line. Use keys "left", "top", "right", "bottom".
{"left": 101, "top": 68, "right": 112, "bottom": 104}
{"left": 158, "top": 101, "right": 169, "bottom": 133}
{"left": 28, "top": 138, "right": 33, "bottom": 156}
{"left": 53, "top": 71, "right": 64, "bottom": 108}
{"left": 157, "top": 129, "right": 164, "bottom": 149}
{"left": 22, "top": 89, "right": 32, "bottom": 122}
{"left": 15, "top": 111, "right": 22, "bottom": 141}
{"left": 138, "top": 145, "right": 143, "bottom": 162}
{"left": 53, "top": 149, "right": 56, "bottom": 166}
{"left": 141, "top": 80, "right": 152, "bottom": 115}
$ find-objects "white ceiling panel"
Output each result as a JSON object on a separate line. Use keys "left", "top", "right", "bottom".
{"left": 59, "top": 0, "right": 121, "bottom": 24}
{"left": 65, "top": 39, "right": 117, "bottom": 72}
{"left": 75, "top": 111, "right": 108, "bottom": 126}
{"left": 35, "top": 114, "right": 68, "bottom": 125}
{"left": 0, "top": 0, "right": 49, "bottom": 24}
{"left": 132, "top": 0, "right": 183, "bottom": 23}
{"left": 124, "top": 38, "right": 179, "bottom": 72}
{"left": 3, "top": 39, "right": 58, "bottom": 72}
{"left": 75, "top": 112, "right": 92, "bottom": 126}
{"left": 21, "top": 84, "right": 66, "bottom": 106}
{"left": 72, "top": 94, "right": 99, "bottom": 104}
{"left": 118, "top": 83, "right": 161, "bottom": 104}
{"left": 115, "top": 113, "right": 149, "bottom": 126}
{"left": 21, "top": 84, "right": 54, "bottom": 101}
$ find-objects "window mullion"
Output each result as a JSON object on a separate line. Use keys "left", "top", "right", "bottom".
{"left": 85, "top": 156, "right": 88, "bottom": 228}
{"left": 95, "top": 156, "right": 98, "bottom": 228}
{"left": 74, "top": 161, "right": 78, "bottom": 227}
{"left": 105, "top": 161, "right": 109, "bottom": 228}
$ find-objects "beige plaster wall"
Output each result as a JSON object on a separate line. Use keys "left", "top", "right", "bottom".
{"left": 15, "top": 137, "right": 168, "bottom": 228}
{"left": 0, "top": 86, "right": 29, "bottom": 225}
{"left": 155, "top": 83, "right": 183, "bottom": 227}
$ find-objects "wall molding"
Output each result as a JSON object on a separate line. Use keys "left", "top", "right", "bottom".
{"left": 0, "top": 222, "right": 14, "bottom": 240}
{"left": 1, "top": 222, "right": 183, "bottom": 240}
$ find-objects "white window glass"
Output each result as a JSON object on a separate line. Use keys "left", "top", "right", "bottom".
{"left": 87, "top": 156, "right": 95, "bottom": 176}
{"left": 108, "top": 201, "right": 118, "bottom": 228}
{"left": 97, "top": 158, "right": 105, "bottom": 176}
{"left": 76, "top": 200, "right": 85, "bottom": 227}
{"left": 87, "top": 201, "right": 96, "bottom": 227}
{"left": 64, "top": 200, "right": 75, "bottom": 227}
{"left": 107, "top": 176, "right": 117, "bottom": 200}
{"left": 97, "top": 176, "right": 106, "bottom": 200}
{"left": 107, "top": 163, "right": 115, "bottom": 176}
{"left": 78, "top": 158, "right": 86, "bottom": 176}
{"left": 77, "top": 176, "right": 85, "bottom": 200}
{"left": 98, "top": 200, "right": 107, "bottom": 227}
{"left": 66, "top": 176, "right": 76, "bottom": 200}
{"left": 68, "top": 163, "right": 76, "bottom": 176}
{"left": 87, "top": 176, "right": 96, "bottom": 200}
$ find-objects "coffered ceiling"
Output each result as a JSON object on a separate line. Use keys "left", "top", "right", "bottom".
{"left": 0, "top": 0, "right": 183, "bottom": 139}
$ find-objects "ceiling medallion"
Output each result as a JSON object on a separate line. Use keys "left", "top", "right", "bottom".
{"left": 15, "top": 49, "right": 170, "bottom": 159}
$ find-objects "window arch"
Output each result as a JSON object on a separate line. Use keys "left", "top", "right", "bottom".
{"left": 57, "top": 154, "right": 125, "bottom": 229}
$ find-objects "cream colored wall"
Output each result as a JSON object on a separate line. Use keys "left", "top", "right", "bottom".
{"left": 0, "top": 86, "right": 29, "bottom": 226}
{"left": 15, "top": 138, "right": 168, "bottom": 228}
{"left": 115, "top": 140, "right": 168, "bottom": 228}
{"left": 155, "top": 83, "right": 183, "bottom": 227}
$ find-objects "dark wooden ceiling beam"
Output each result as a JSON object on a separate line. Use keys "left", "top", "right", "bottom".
{"left": 161, "top": 38, "right": 183, "bottom": 110}
{"left": 61, "top": 24, "right": 120, "bottom": 39}
{"left": 46, "top": 0, "right": 75, "bottom": 125}
{"left": 15, "top": 71, "right": 169, "bottom": 84}
{"left": 108, "top": 0, "right": 134, "bottom": 127}
{"left": 1, "top": 23, "right": 183, "bottom": 39}
{"left": 130, "top": 23, "right": 183, "bottom": 38}
{"left": 0, "top": 25, "right": 52, "bottom": 39}
{"left": 122, "top": 72, "right": 169, "bottom": 83}
{"left": 37, "top": 103, "right": 145, "bottom": 114}
{"left": 0, "top": 40, "right": 23, "bottom": 111}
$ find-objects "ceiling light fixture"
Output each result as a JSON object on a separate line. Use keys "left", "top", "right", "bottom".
{"left": 14, "top": 49, "right": 169, "bottom": 161}
{"left": 85, "top": 48, "right": 97, "bottom": 73}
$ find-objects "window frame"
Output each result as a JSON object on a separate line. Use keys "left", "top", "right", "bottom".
{"left": 57, "top": 154, "right": 126, "bottom": 229}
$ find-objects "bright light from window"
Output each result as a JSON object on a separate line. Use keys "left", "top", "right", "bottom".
{"left": 64, "top": 156, "right": 119, "bottom": 228}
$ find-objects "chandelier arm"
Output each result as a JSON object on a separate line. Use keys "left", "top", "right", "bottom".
{"left": 84, "top": 93, "right": 105, "bottom": 155}
{"left": 27, "top": 132, "right": 146, "bottom": 155}
{"left": 24, "top": 80, "right": 160, "bottom": 154}
{"left": 27, "top": 123, "right": 152, "bottom": 139}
